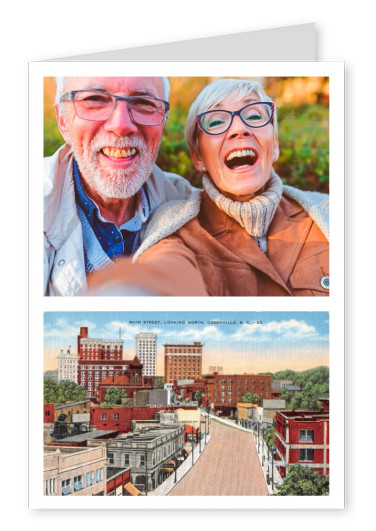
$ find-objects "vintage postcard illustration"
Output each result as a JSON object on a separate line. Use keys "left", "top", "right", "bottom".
{"left": 41, "top": 311, "right": 334, "bottom": 504}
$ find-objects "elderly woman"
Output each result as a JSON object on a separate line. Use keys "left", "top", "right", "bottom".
{"left": 88, "top": 78, "right": 329, "bottom": 296}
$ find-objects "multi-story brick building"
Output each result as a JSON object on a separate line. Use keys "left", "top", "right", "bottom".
{"left": 205, "top": 373, "right": 272, "bottom": 415}
{"left": 274, "top": 399, "right": 329, "bottom": 478}
{"left": 164, "top": 342, "right": 203, "bottom": 383}
{"left": 77, "top": 327, "right": 139, "bottom": 401}
{"left": 57, "top": 348, "right": 78, "bottom": 383}
{"left": 96, "top": 357, "right": 153, "bottom": 403}
{"left": 136, "top": 332, "right": 157, "bottom": 376}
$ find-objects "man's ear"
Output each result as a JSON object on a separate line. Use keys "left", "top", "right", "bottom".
{"left": 190, "top": 146, "right": 205, "bottom": 172}
{"left": 55, "top": 103, "right": 71, "bottom": 145}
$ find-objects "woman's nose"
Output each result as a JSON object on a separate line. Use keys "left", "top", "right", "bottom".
{"left": 226, "top": 114, "right": 252, "bottom": 139}
{"left": 104, "top": 100, "right": 138, "bottom": 136}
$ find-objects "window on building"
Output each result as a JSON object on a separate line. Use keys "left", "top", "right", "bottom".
{"left": 140, "top": 455, "right": 145, "bottom": 466}
{"left": 73, "top": 475, "right": 84, "bottom": 491}
{"left": 61, "top": 479, "right": 71, "bottom": 496}
{"left": 101, "top": 413, "right": 107, "bottom": 420}
{"left": 124, "top": 454, "right": 130, "bottom": 466}
{"left": 299, "top": 429, "right": 314, "bottom": 443}
{"left": 113, "top": 413, "right": 119, "bottom": 420}
{"left": 299, "top": 448, "right": 314, "bottom": 461}
{"left": 108, "top": 452, "right": 114, "bottom": 464}
{"left": 86, "top": 472, "right": 93, "bottom": 487}
{"left": 96, "top": 469, "right": 103, "bottom": 483}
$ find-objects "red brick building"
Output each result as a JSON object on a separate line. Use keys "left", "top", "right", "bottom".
{"left": 204, "top": 373, "right": 272, "bottom": 415}
{"left": 90, "top": 405, "right": 196, "bottom": 433}
{"left": 97, "top": 371, "right": 157, "bottom": 402}
{"left": 164, "top": 342, "right": 203, "bottom": 383}
{"left": 274, "top": 399, "right": 329, "bottom": 478}
{"left": 77, "top": 327, "right": 142, "bottom": 401}
{"left": 44, "top": 403, "right": 55, "bottom": 424}
{"left": 175, "top": 379, "right": 206, "bottom": 402}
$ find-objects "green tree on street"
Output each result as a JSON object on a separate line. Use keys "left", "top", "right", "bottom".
{"left": 263, "top": 427, "right": 276, "bottom": 448}
{"left": 275, "top": 465, "right": 329, "bottom": 496}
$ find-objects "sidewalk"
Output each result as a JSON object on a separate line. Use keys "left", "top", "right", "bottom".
{"left": 253, "top": 434, "right": 283, "bottom": 495}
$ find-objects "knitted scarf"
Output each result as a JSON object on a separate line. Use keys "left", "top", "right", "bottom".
{"left": 202, "top": 170, "right": 283, "bottom": 253}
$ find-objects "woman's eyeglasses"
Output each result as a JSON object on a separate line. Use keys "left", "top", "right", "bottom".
{"left": 196, "top": 102, "right": 274, "bottom": 135}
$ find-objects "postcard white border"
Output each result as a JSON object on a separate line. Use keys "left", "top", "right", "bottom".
{"left": 29, "top": 61, "right": 344, "bottom": 509}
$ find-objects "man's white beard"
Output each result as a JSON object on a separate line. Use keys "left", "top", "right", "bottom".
{"left": 70, "top": 133, "right": 159, "bottom": 199}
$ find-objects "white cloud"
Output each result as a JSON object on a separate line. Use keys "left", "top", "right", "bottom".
{"left": 229, "top": 319, "right": 320, "bottom": 343}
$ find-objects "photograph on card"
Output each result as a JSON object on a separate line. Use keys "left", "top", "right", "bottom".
{"left": 43, "top": 311, "right": 330, "bottom": 497}
{"left": 43, "top": 76, "right": 329, "bottom": 297}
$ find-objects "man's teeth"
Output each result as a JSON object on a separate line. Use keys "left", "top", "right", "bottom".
{"left": 226, "top": 149, "right": 256, "bottom": 161}
{"left": 102, "top": 147, "right": 137, "bottom": 158}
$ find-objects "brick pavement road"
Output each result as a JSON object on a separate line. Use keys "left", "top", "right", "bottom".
{"left": 168, "top": 419, "right": 268, "bottom": 496}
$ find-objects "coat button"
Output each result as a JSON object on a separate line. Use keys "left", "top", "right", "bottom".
{"left": 58, "top": 259, "right": 65, "bottom": 266}
{"left": 320, "top": 276, "right": 329, "bottom": 289}
{"left": 114, "top": 237, "right": 122, "bottom": 244}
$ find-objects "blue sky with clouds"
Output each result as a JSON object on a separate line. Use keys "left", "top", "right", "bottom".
{"left": 44, "top": 311, "right": 329, "bottom": 374}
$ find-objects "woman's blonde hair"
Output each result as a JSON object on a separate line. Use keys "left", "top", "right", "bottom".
{"left": 185, "top": 78, "right": 278, "bottom": 154}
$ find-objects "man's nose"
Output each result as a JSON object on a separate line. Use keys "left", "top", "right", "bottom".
{"left": 103, "top": 100, "right": 138, "bottom": 136}
{"left": 226, "top": 115, "right": 252, "bottom": 139}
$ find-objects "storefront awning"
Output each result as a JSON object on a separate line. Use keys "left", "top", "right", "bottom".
{"left": 124, "top": 482, "right": 141, "bottom": 496}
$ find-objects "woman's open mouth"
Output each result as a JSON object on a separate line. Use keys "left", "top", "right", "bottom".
{"left": 225, "top": 148, "right": 259, "bottom": 170}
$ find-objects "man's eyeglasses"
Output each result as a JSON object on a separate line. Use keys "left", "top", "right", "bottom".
{"left": 60, "top": 90, "right": 170, "bottom": 126}
{"left": 195, "top": 102, "right": 275, "bottom": 135}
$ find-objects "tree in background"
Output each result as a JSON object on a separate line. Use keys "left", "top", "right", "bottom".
{"left": 155, "top": 378, "right": 164, "bottom": 389}
{"left": 242, "top": 392, "right": 260, "bottom": 404}
{"left": 276, "top": 366, "right": 329, "bottom": 411}
{"left": 275, "top": 465, "right": 329, "bottom": 496}
{"left": 100, "top": 387, "right": 127, "bottom": 408}
{"left": 43, "top": 377, "right": 86, "bottom": 404}
{"left": 193, "top": 390, "right": 203, "bottom": 405}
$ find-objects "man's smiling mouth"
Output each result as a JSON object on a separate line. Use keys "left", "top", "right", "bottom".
{"left": 225, "top": 148, "right": 258, "bottom": 169}
{"left": 101, "top": 147, "right": 138, "bottom": 158}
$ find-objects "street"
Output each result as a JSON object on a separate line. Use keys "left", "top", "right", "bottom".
{"left": 168, "top": 419, "right": 268, "bottom": 496}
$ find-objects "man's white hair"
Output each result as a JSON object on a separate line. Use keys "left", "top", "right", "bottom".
{"left": 185, "top": 78, "right": 278, "bottom": 154}
{"left": 54, "top": 76, "right": 170, "bottom": 103}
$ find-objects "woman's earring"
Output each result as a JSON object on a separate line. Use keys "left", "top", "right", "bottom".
{"left": 272, "top": 155, "right": 276, "bottom": 161}
{"left": 201, "top": 166, "right": 206, "bottom": 172}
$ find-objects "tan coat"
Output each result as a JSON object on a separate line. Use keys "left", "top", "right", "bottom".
{"left": 135, "top": 191, "right": 329, "bottom": 296}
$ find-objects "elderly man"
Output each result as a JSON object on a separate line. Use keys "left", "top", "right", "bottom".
{"left": 44, "top": 76, "right": 197, "bottom": 296}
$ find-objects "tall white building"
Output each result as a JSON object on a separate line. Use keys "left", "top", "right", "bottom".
{"left": 57, "top": 348, "right": 78, "bottom": 383}
{"left": 136, "top": 333, "right": 157, "bottom": 376}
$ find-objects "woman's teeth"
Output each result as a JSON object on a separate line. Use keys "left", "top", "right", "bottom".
{"left": 225, "top": 149, "right": 258, "bottom": 169}
{"left": 102, "top": 147, "right": 137, "bottom": 158}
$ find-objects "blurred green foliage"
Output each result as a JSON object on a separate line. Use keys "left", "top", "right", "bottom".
{"left": 275, "top": 104, "right": 329, "bottom": 193}
{"left": 44, "top": 102, "right": 329, "bottom": 194}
